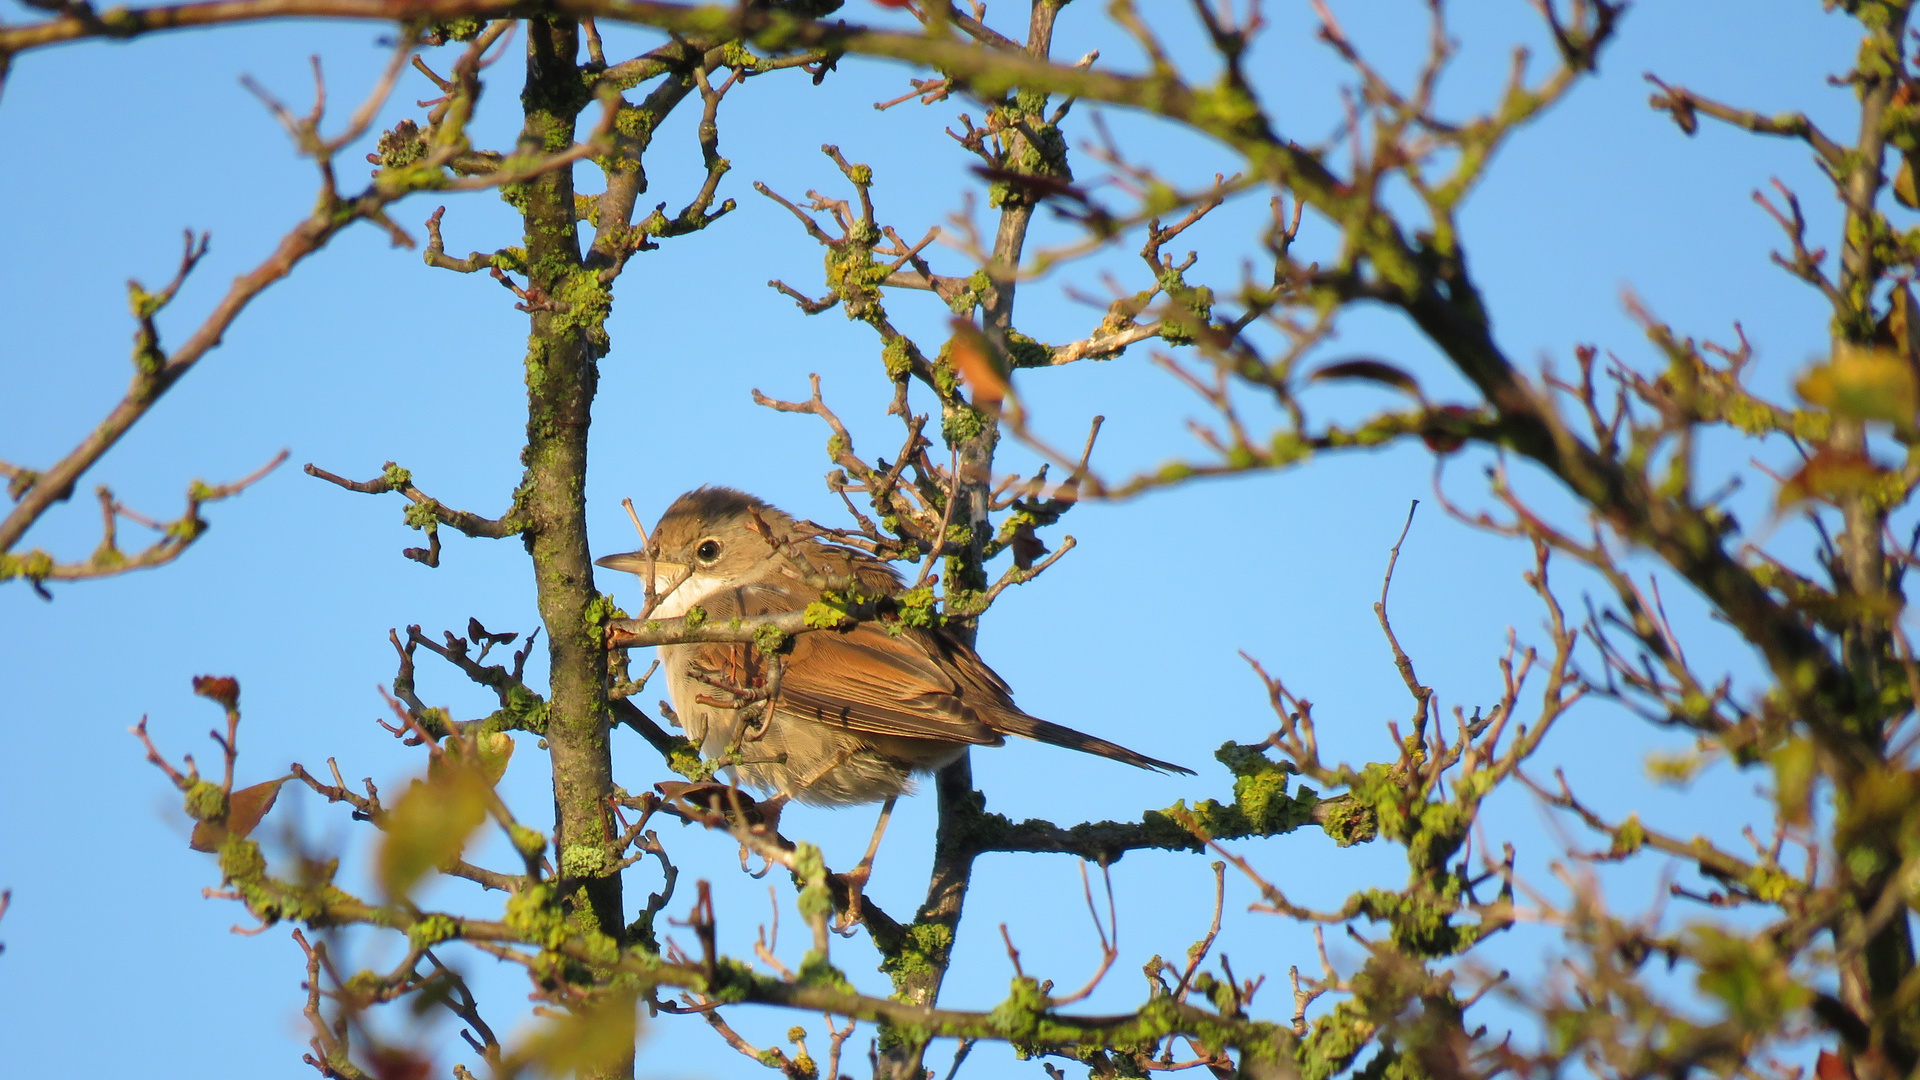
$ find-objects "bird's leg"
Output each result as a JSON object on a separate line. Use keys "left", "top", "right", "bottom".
{"left": 851, "top": 795, "right": 896, "bottom": 884}
{"left": 833, "top": 795, "right": 896, "bottom": 933}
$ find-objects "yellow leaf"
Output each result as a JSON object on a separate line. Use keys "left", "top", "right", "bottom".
{"left": 1795, "top": 344, "right": 1918, "bottom": 427}
{"left": 516, "top": 990, "right": 640, "bottom": 1077}
{"left": 379, "top": 761, "right": 489, "bottom": 899}
{"left": 1644, "top": 748, "right": 1713, "bottom": 786}
{"left": 477, "top": 731, "right": 514, "bottom": 785}
{"left": 1882, "top": 282, "right": 1920, "bottom": 358}
{"left": 1774, "top": 447, "right": 1890, "bottom": 514}
{"left": 1898, "top": 155, "right": 1920, "bottom": 210}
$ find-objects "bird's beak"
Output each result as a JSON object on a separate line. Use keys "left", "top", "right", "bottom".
{"left": 594, "top": 550, "right": 647, "bottom": 573}
{"left": 594, "top": 551, "right": 687, "bottom": 577}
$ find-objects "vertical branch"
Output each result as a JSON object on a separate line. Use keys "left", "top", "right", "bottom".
{"left": 1832, "top": 11, "right": 1901, "bottom": 669}
{"left": 515, "top": 16, "right": 629, "bottom": 1080}
{"left": 1829, "top": 5, "right": 1910, "bottom": 1022}
{"left": 884, "top": 5, "right": 1071, "bottom": 1080}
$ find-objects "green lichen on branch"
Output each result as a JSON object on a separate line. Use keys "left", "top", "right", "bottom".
{"left": 875, "top": 920, "right": 955, "bottom": 988}
{"left": 905, "top": 742, "right": 1371, "bottom": 864}
{"left": 484, "top": 682, "right": 551, "bottom": 735}
{"left": 1168, "top": 742, "right": 1323, "bottom": 837}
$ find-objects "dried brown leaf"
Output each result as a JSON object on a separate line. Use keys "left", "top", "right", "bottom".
{"left": 191, "top": 675, "right": 240, "bottom": 711}
{"left": 946, "top": 318, "right": 1010, "bottom": 410}
{"left": 188, "top": 777, "right": 286, "bottom": 852}
{"left": 1309, "top": 358, "right": 1424, "bottom": 399}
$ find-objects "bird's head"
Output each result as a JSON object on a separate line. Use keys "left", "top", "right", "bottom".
{"left": 594, "top": 487, "right": 798, "bottom": 617}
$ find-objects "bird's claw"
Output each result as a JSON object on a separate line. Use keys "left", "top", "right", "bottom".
{"left": 830, "top": 868, "right": 871, "bottom": 934}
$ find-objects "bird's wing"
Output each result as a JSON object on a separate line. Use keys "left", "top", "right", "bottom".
{"left": 719, "top": 580, "right": 1000, "bottom": 745}
{"left": 777, "top": 622, "right": 1004, "bottom": 746}
{"left": 724, "top": 574, "right": 1190, "bottom": 773}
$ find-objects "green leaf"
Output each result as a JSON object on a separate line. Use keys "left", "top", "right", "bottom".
{"left": 432, "top": 731, "right": 514, "bottom": 788}
{"left": 1608, "top": 813, "right": 1646, "bottom": 857}
{"left": 1770, "top": 738, "right": 1815, "bottom": 826}
{"left": 1689, "top": 924, "right": 1808, "bottom": 1027}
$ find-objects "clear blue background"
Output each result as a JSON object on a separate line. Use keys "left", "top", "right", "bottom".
{"left": 0, "top": 2, "right": 1862, "bottom": 1076}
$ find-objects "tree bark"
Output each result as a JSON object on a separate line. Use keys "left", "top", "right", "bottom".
{"left": 518, "top": 16, "right": 632, "bottom": 1080}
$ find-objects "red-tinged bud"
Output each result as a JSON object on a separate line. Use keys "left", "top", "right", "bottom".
{"left": 191, "top": 675, "right": 240, "bottom": 711}
{"left": 1420, "top": 405, "right": 1476, "bottom": 454}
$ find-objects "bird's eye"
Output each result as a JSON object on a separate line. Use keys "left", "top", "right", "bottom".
{"left": 695, "top": 539, "right": 723, "bottom": 563}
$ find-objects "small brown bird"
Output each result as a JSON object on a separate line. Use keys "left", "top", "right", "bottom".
{"left": 595, "top": 487, "right": 1191, "bottom": 811}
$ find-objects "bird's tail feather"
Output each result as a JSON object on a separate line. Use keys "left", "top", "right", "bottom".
{"left": 993, "top": 712, "right": 1195, "bottom": 775}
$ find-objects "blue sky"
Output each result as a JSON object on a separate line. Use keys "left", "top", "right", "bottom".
{"left": 0, "top": 2, "right": 1865, "bottom": 1076}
